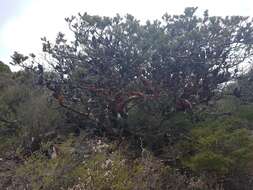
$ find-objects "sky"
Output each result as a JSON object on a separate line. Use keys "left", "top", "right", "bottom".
{"left": 0, "top": 0, "right": 253, "bottom": 67}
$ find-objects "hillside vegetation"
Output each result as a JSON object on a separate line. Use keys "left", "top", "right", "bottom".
{"left": 1, "top": 8, "right": 253, "bottom": 190}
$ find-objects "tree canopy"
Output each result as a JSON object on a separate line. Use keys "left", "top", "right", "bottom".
{"left": 16, "top": 7, "right": 250, "bottom": 135}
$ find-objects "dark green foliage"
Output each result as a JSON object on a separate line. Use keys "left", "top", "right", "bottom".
{"left": 14, "top": 7, "right": 253, "bottom": 138}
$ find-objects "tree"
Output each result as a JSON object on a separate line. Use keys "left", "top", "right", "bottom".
{"left": 13, "top": 7, "right": 253, "bottom": 137}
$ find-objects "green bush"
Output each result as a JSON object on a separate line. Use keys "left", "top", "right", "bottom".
{"left": 0, "top": 61, "right": 11, "bottom": 73}
{"left": 0, "top": 70, "right": 64, "bottom": 157}
{"left": 179, "top": 118, "right": 253, "bottom": 187}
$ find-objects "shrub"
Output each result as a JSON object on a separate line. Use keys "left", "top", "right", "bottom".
{"left": 178, "top": 118, "right": 253, "bottom": 188}
{"left": 0, "top": 61, "right": 11, "bottom": 73}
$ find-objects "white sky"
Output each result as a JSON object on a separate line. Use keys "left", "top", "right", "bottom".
{"left": 0, "top": 0, "right": 253, "bottom": 66}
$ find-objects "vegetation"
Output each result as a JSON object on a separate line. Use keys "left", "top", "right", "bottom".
{"left": 1, "top": 7, "right": 253, "bottom": 190}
